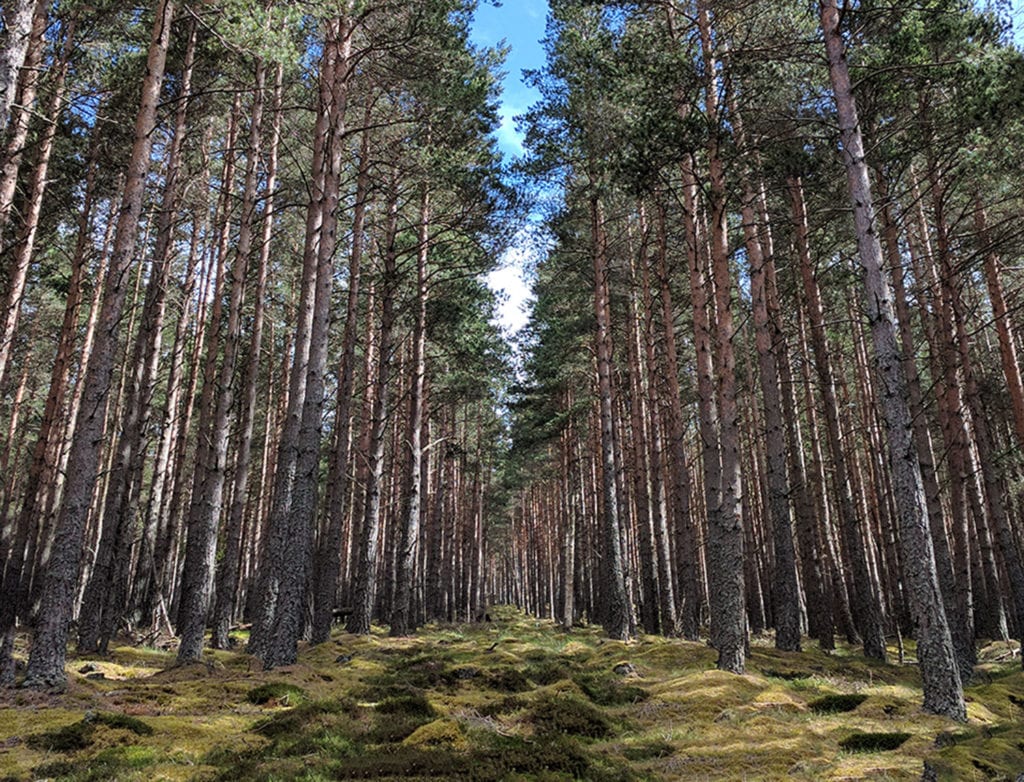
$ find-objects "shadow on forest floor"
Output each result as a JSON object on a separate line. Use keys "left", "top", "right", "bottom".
{"left": 0, "top": 607, "right": 1021, "bottom": 780}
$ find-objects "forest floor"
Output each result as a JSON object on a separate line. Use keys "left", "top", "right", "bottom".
{"left": 0, "top": 607, "right": 1021, "bottom": 781}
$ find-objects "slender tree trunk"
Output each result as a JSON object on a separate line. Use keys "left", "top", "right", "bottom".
{"left": 312, "top": 113, "right": 372, "bottom": 643}
{"left": 696, "top": 0, "right": 745, "bottom": 672}
{"left": 819, "top": 0, "right": 965, "bottom": 719}
{"left": 590, "top": 195, "right": 632, "bottom": 641}
{"left": 878, "top": 183, "right": 974, "bottom": 681}
{"left": 347, "top": 190, "right": 399, "bottom": 636}
{"left": 176, "top": 91, "right": 251, "bottom": 665}
{"left": 211, "top": 59, "right": 279, "bottom": 650}
{"left": 734, "top": 136, "right": 799, "bottom": 651}
{"left": 23, "top": 0, "right": 175, "bottom": 688}
{"left": 789, "top": 174, "right": 887, "bottom": 660}
{"left": 391, "top": 187, "right": 430, "bottom": 637}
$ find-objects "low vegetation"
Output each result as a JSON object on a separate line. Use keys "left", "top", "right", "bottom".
{"left": 0, "top": 608, "right": 1021, "bottom": 780}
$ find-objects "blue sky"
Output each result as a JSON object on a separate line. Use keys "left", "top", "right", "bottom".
{"left": 471, "top": 0, "right": 550, "bottom": 335}
{"left": 470, "top": 0, "right": 548, "bottom": 160}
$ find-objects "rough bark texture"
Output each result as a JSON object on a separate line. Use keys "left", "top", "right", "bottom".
{"left": 23, "top": 0, "right": 175, "bottom": 689}
{"left": 820, "top": 0, "right": 965, "bottom": 720}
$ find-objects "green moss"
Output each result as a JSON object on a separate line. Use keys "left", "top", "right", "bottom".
{"left": 808, "top": 693, "right": 868, "bottom": 714}
{"left": 477, "top": 694, "right": 528, "bottom": 717}
{"left": 376, "top": 692, "right": 436, "bottom": 718}
{"left": 575, "top": 672, "right": 649, "bottom": 706}
{"left": 247, "top": 681, "right": 308, "bottom": 705}
{"left": 26, "top": 721, "right": 94, "bottom": 752}
{"left": 254, "top": 699, "right": 355, "bottom": 740}
{"left": 401, "top": 719, "right": 468, "bottom": 751}
{"left": 529, "top": 693, "right": 614, "bottom": 738}
{"left": 839, "top": 731, "right": 912, "bottom": 752}
{"left": 484, "top": 666, "right": 531, "bottom": 692}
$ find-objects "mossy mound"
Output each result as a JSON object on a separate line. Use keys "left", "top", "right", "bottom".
{"left": 246, "top": 681, "right": 307, "bottom": 705}
{"left": 401, "top": 718, "right": 468, "bottom": 751}
{"left": 839, "top": 731, "right": 912, "bottom": 752}
{"left": 575, "top": 672, "right": 649, "bottom": 706}
{"left": 26, "top": 712, "right": 152, "bottom": 752}
{"left": 808, "top": 692, "right": 868, "bottom": 714}
{"left": 528, "top": 692, "right": 615, "bottom": 738}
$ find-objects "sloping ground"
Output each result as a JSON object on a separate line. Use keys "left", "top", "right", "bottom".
{"left": 0, "top": 607, "right": 1020, "bottom": 781}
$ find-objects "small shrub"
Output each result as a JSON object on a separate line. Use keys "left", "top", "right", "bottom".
{"left": 808, "top": 693, "right": 868, "bottom": 714}
{"left": 25, "top": 712, "right": 152, "bottom": 753}
{"left": 247, "top": 682, "right": 307, "bottom": 705}
{"left": 524, "top": 659, "right": 572, "bottom": 685}
{"left": 839, "top": 731, "right": 911, "bottom": 752}
{"left": 528, "top": 693, "right": 613, "bottom": 738}
{"left": 254, "top": 700, "right": 353, "bottom": 739}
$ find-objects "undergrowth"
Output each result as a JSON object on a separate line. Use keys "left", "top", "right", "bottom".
{"left": 0, "top": 610, "right": 1020, "bottom": 781}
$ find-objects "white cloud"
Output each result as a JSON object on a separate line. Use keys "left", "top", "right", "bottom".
{"left": 487, "top": 241, "right": 535, "bottom": 336}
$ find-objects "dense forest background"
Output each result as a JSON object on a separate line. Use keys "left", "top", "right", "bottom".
{"left": 1, "top": 0, "right": 1023, "bottom": 725}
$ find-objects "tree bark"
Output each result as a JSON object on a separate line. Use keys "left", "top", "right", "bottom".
{"left": 819, "top": 0, "right": 965, "bottom": 719}
{"left": 23, "top": 0, "right": 175, "bottom": 689}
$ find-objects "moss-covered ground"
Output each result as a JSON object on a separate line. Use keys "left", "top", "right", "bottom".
{"left": 0, "top": 607, "right": 1020, "bottom": 780}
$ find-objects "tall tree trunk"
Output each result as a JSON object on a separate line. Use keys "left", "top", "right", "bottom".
{"left": 23, "top": 0, "right": 175, "bottom": 688}
{"left": 974, "top": 199, "right": 1024, "bottom": 446}
{"left": 311, "top": 113, "right": 371, "bottom": 644}
{"left": 346, "top": 190, "right": 399, "bottom": 636}
{"left": 590, "top": 195, "right": 632, "bottom": 641}
{"left": 734, "top": 132, "right": 800, "bottom": 651}
{"left": 175, "top": 92, "right": 249, "bottom": 665}
{"left": 819, "top": 0, "right": 965, "bottom": 719}
{"left": 391, "top": 187, "right": 430, "bottom": 637}
{"left": 697, "top": 0, "right": 745, "bottom": 673}
{"left": 789, "top": 174, "right": 887, "bottom": 660}
{"left": 77, "top": 23, "right": 195, "bottom": 654}
{"left": 654, "top": 203, "right": 700, "bottom": 639}
{"left": 211, "top": 61, "right": 282, "bottom": 650}
{"left": 261, "top": 14, "right": 354, "bottom": 668}
{"left": 878, "top": 182, "right": 974, "bottom": 681}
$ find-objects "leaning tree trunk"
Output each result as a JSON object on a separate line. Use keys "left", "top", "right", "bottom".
{"left": 789, "top": 174, "right": 886, "bottom": 661}
{"left": 22, "top": 0, "right": 175, "bottom": 689}
{"left": 819, "top": 0, "right": 965, "bottom": 720}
